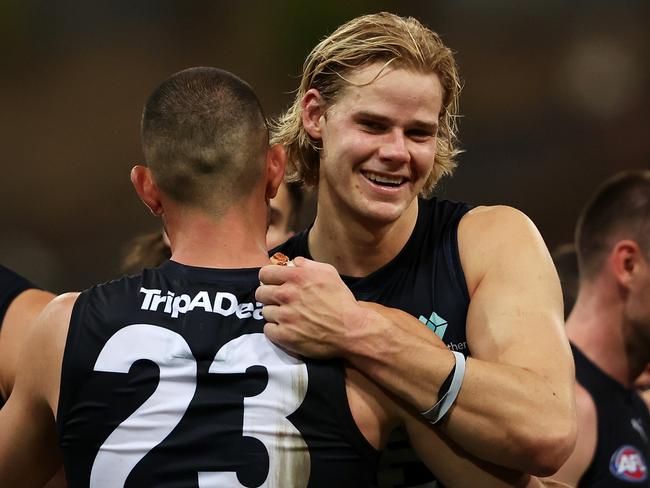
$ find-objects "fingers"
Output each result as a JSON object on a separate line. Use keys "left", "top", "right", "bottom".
{"left": 263, "top": 321, "right": 300, "bottom": 356}
{"left": 255, "top": 283, "right": 275, "bottom": 304}
{"left": 259, "top": 303, "right": 280, "bottom": 323}
{"left": 259, "top": 263, "right": 297, "bottom": 285}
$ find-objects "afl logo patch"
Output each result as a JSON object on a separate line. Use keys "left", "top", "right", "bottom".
{"left": 610, "top": 445, "right": 648, "bottom": 482}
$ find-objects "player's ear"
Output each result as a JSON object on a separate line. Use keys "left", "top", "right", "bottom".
{"left": 265, "top": 144, "right": 287, "bottom": 201}
{"left": 610, "top": 239, "right": 642, "bottom": 288}
{"left": 131, "top": 165, "right": 163, "bottom": 216}
{"left": 302, "top": 89, "right": 326, "bottom": 141}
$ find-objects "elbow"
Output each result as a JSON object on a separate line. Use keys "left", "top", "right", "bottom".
{"left": 520, "top": 416, "right": 577, "bottom": 477}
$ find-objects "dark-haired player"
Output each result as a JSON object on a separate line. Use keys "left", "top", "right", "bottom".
{"left": 550, "top": 171, "right": 650, "bottom": 487}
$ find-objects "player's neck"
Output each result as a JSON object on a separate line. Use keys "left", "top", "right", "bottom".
{"left": 165, "top": 203, "right": 270, "bottom": 269}
{"left": 567, "top": 281, "right": 639, "bottom": 388}
{"left": 308, "top": 199, "right": 418, "bottom": 278}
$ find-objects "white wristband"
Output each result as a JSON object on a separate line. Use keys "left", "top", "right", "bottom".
{"left": 421, "top": 351, "right": 466, "bottom": 424}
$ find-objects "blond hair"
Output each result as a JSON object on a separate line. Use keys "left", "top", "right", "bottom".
{"left": 272, "top": 12, "right": 461, "bottom": 196}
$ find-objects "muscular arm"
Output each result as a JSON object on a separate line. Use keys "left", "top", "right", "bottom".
{"left": 0, "top": 288, "right": 55, "bottom": 398}
{"left": 346, "top": 363, "right": 567, "bottom": 487}
{"left": 0, "top": 293, "right": 75, "bottom": 487}
{"left": 546, "top": 384, "right": 597, "bottom": 486}
{"left": 430, "top": 206, "right": 576, "bottom": 473}
{"left": 258, "top": 206, "right": 576, "bottom": 475}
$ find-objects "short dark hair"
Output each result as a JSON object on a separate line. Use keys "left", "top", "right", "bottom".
{"left": 576, "top": 170, "right": 650, "bottom": 281}
{"left": 141, "top": 67, "right": 268, "bottom": 213}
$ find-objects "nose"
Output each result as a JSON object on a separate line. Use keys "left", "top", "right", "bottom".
{"left": 378, "top": 129, "right": 410, "bottom": 165}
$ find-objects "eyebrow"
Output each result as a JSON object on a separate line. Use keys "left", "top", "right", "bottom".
{"left": 353, "top": 111, "right": 438, "bottom": 133}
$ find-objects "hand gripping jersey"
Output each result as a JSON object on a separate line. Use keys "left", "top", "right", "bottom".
{"left": 0, "top": 265, "right": 40, "bottom": 409}
{"left": 273, "top": 198, "right": 472, "bottom": 488}
{"left": 57, "top": 261, "right": 377, "bottom": 488}
{"left": 572, "top": 344, "right": 650, "bottom": 487}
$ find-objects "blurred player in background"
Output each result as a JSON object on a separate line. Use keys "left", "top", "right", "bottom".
{"left": 550, "top": 170, "right": 650, "bottom": 487}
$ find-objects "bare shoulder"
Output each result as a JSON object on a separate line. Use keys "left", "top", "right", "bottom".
{"left": 19, "top": 292, "right": 79, "bottom": 411}
{"left": 0, "top": 289, "right": 56, "bottom": 398}
{"left": 38, "top": 292, "right": 79, "bottom": 321}
{"left": 31, "top": 292, "right": 79, "bottom": 361}
{"left": 458, "top": 205, "right": 554, "bottom": 294}
{"left": 459, "top": 204, "right": 541, "bottom": 246}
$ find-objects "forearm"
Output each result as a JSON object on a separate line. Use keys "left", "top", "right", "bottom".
{"left": 343, "top": 307, "right": 575, "bottom": 475}
{"left": 407, "top": 414, "right": 536, "bottom": 488}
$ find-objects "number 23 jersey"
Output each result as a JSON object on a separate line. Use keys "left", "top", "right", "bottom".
{"left": 57, "top": 260, "right": 378, "bottom": 487}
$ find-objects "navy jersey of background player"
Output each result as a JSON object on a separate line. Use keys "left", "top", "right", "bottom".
{"left": 57, "top": 260, "right": 378, "bottom": 487}
{"left": 0, "top": 265, "right": 40, "bottom": 409}
{"left": 572, "top": 344, "right": 650, "bottom": 487}
{"left": 274, "top": 197, "right": 472, "bottom": 488}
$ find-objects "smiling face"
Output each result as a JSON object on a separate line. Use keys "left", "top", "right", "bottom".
{"left": 305, "top": 63, "right": 443, "bottom": 227}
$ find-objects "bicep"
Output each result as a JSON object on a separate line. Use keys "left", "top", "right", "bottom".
{"left": 462, "top": 207, "right": 572, "bottom": 381}
{"left": 0, "top": 289, "right": 55, "bottom": 398}
{"left": 0, "top": 381, "right": 62, "bottom": 487}
{"left": 0, "top": 293, "right": 74, "bottom": 486}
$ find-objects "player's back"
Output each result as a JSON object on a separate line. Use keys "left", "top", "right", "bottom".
{"left": 58, "top": 260, "right": 378, "bottom": 487}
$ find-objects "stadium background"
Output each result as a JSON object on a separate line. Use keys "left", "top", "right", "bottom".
{"left": 1, "top": 0, "right": 648, "bottom": 291}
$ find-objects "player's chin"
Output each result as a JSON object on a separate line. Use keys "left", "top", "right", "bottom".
{"left": 357, "top": 199, "right": 412, "bottom": 225}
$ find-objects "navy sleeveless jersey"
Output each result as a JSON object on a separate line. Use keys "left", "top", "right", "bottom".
{"left": 273, "top": 197, "right": 472, "bottom": 488}
{"left": 0, "top": 265, "right": 39, "bottom": 408}
{"left": 57, "top": 260, "right": 378, "bottom": 487}
{"left": 572, "top": 344, "right": 650, "bottom": 487}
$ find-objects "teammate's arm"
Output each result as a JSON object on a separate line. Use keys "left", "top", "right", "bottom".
{"left": 546, "top": 384, "right": 597, "bottom": 486}
{"left": 0, "top": 288, "right": 55, "bottom": 399}
{"left": 347, "top": 360, "right": 567, "bottom": 487}
{"left": 440, "top": 205, "right": 576, "bottom": 473}
{"left": 0, "top": 294, "right": 74, "bottom": 487}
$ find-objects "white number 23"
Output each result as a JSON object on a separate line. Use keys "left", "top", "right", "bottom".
{"left": 89, "top": 324, "right": 310, "bottom": 488}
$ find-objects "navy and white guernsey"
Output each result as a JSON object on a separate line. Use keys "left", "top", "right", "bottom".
{"left": 0, "top": 265, "right": 40, "bottom": 408}
{"left": 572, "top": 344, "right": 650, "bottom": 487}
{"left": 274, "top": 197, "right": 472, "bottom": 488}
{"left": 57, "top": 260, "right": 378, "bottom": 488}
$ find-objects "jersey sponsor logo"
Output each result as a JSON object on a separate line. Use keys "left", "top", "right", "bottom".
{"left": 419, "top": 311, "right": 448, "bottom": 339}
{"left": 139, "top": 287, "right": 264, "bottom": 319}
{"left": 609, "top": 445, "right": 648, "bottom": 482}
{"left": 418, "top": 311, "right": 467, "bottom": 353}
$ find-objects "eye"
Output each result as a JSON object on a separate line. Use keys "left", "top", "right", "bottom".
{"left": 359, "top": 120, "right": 386, "bottom": 133}
{"left": 407, "top": 128, "right": 437, "bottom": 142}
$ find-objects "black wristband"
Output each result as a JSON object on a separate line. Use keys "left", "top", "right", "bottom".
{"left": 437, "top": 362, "right": 456, "bottom": 402}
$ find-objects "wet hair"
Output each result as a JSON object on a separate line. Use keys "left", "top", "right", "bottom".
{"left": 272, "top": 12, "right": 461, "bottom": 196}
{"left": 141, "top": 67, "right": 268, "bottom": 214}
{"left": 576, "top": 170, "right": 650, "bottom": 281}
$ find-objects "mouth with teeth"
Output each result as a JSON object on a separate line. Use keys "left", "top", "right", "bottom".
{"left": 361, "top": 170, "right": 406, "bottom": 188}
